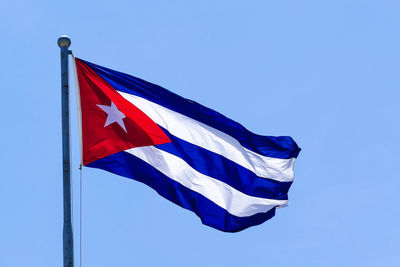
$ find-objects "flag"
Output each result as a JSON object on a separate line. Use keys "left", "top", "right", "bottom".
{"left": 73, "top": 57, "right": 301, "bottom": 232}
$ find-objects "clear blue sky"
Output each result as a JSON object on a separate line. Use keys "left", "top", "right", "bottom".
{"left": 1, "top": 1, "right": 399, "bottom": 266}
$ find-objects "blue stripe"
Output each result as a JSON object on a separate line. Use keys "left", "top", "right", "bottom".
{"left": 87, "top": 151, "right": 276, "bottom": 232}
{"left": 79, "top": 59, "right": 301, "bottom": 159}
{"left": 155, "top": 127, "right": 291, "bottom": 200}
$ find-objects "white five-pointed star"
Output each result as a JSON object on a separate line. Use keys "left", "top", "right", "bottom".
{"left": 97, "top": 102, "right": 127, "bottom": 133}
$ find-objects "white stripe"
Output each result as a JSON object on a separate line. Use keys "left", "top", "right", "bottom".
{"left": 126, "top": 146, "right": 287, "bottom": 217}
{"left": 119, "top": 91, "right": 295, "bottom": 182}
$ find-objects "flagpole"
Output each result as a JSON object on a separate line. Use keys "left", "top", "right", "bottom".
{"left": 58, "top": 35, "right": 74, "bottom": 267}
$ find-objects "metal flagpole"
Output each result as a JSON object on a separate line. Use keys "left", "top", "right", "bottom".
{"left": 58, "top": 35, "right": 74, "bottom": 267}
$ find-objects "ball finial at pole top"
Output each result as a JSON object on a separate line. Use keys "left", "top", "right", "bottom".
{"left": 58, "top": 35, "right": 71, "bottom": 48}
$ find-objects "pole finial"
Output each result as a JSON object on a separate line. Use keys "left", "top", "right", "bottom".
{"left": 58, "top": 35, "right": 71, "bottom": 48}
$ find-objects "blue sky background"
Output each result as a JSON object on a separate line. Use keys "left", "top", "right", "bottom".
{"left": 1, "top": 1, "right": 399, "bottom": 266}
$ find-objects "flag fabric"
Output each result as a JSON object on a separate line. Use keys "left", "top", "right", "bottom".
{"left": 73, "top": 57, "right": 301, "bottom": 232}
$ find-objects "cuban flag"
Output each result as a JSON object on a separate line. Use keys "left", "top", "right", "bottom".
{"left": 73, "top": 57, "right": 301, "bottom": 232}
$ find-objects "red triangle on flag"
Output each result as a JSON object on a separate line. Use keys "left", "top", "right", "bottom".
{"left": 75, "top": 58, "right": 171, "bottom": 165}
